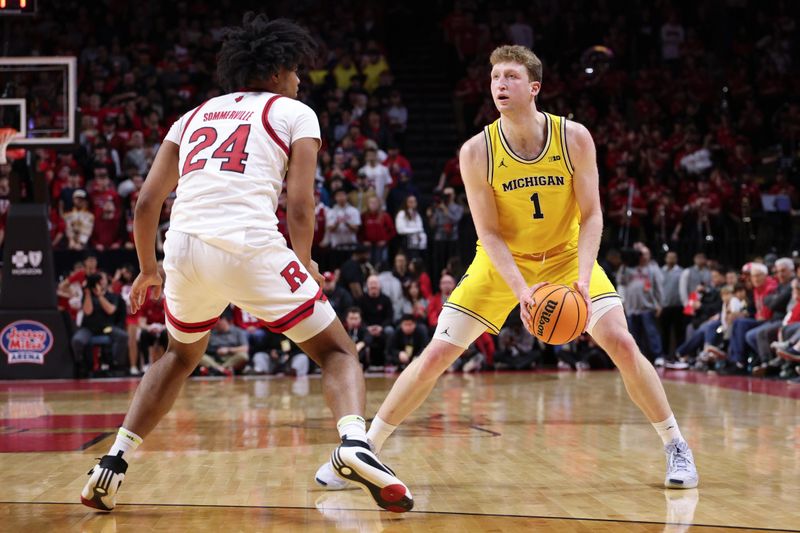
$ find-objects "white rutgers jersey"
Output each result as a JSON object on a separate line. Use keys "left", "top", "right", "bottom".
{"left": 164, "top": 91, "right": 320, "bottom": 253}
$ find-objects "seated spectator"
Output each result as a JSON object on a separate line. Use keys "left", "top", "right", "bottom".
{"left": 322, "top": 270, "right": 354, "bottom": 320}
{"left": 495, "top": 314, "right": 538, "bottom": 370}
{"left": 251, "top": 333, "right": 309, "bottom": 376}
{"left": 136, "top": 284, "right": 167, "bottom": 369}
{"left": 709, "top": 263, "right": 777, "bottom": 373}
{"left": 391, "top": 251, "right": 411, "bottom": 288}
{"left": 427, "top": 274, "right": 456, "bottom": 330}
{"left": 90, "top": 199, "right": 123, "bottom": 251}
{"left": 64, "top": 190, "right": 94, "bottom": 250}
{"left": 231, "top": 305, "right": 268, "bottom": 353}
{"left": 408, "top": 257, "right": 433, "bottom": 299}
{"left": 198, "top": 312, "right": 249, "bottom": 376}
{"left": 377, "top": 262, "right": 404, "bottom": 324}
{"left": 343, "top": 307, "right": 372, "bottom": 369}
{"left": 339, "top": 245, "right": 371, "bottom": 300}
{"left": 400, "top": 280, "right": 429, "bottom": 332}
{"left": 678, "top": 283, "right": 746, "bottom": 369}
{"left": 386, "top": 315, "right": 427, "bottom": 370}
{"left": 357, "top": 275, "right": 395, "bottom": 366}
{"left": 749, "top": 258, "right": 795, "bottom": 375}
{"left": 557, "top": 334, "right": 613, "bottom": 370}
{"left": 71, "top": 272, "right": 129, "bottom": 376}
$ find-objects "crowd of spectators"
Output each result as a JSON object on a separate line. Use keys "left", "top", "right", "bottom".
{"left": 3, "top": 1, "right": 800, "bottom": 382}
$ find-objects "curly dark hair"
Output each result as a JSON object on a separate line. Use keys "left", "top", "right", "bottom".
{"left": 216, "top": 13, "right": 317, "bottom": 93}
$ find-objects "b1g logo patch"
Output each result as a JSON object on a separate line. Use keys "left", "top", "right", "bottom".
{"left": 1, "top": 320, "right": 54, "bottom": 365}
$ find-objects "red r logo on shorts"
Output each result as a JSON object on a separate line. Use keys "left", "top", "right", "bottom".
{"left": 280, "top": 261, "right": 308, "bottom": 293}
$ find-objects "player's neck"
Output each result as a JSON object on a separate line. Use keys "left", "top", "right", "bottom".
{"left": 500, "top": 107, "right": 546, "bottom": 149}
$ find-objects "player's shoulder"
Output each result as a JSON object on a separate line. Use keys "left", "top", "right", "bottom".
{"left": 272, "top": 96, "right": 316, "bottom": 117}
{"left": 459, "top": 130, "right": 489, "bottom": 163}
{"left": 563, "top": 118, "right": 594, "bottom": 150}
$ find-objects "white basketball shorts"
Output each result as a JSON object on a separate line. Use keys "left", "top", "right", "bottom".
{"left": 162, "top": 231, "right": 336, "bottom": 344}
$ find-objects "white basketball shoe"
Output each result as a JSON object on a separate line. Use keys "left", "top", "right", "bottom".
{"left": 664, "top": 439, "right": 699, "bottom": 489}
{"left": 330, "top": 439, "right": 413, "bottom": 513}
{"left": 80, "top": 452, "right": 128, "bottom": 511}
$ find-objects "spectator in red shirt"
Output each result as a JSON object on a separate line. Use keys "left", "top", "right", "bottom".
{"left": 231, "top": 305, "right": 268, "bottom": 353}
{"left": 718, "top": 263, "right": 778, "bottom": 372}
{"left": 91, "top": 199, "right": 124, "bottom": 251}
{"left": 88, "top": 165, "right": 121, "bottom": 215}
{"left": 436, "top": 148, "right": 463, "bottom": 192}
{"left": 359, "top": 196, "right": 396, "bottom": 267}
{"left": 137, "top": 285, "right": 167, "bottom": 367}
{"left": 383, "top": 145, "right": 412, "bottom": 177}
{"left": 607, "top": 177, "right": 648, "bottom": 245}
{"left": 427, "top": 274, "right": 456, "bottom": 329}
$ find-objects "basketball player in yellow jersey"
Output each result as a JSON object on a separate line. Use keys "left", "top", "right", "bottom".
{"left": 316, "top": 45, "right": 698, "bottom": 490}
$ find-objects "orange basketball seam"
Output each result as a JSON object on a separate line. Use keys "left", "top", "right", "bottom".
{"left": 545, "top": 289, "right": 569, "bottom": 344}
{"left": 532, "top": 285, "right": 563, "bottom": 336}
{"left": 566, "top": 290, "right": 581, "bottom": 343}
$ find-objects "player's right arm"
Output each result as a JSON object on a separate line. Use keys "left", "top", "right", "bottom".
{"left": 130, "top": 140, "right": 180, "bottom": 313}
{"left": 460, "top": 134, "right": 541, "bottom": 328}
{"left": 286, "top": 137, "right": 324, "bottom": 285}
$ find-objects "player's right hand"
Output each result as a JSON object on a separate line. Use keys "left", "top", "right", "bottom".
{"left": 519, "top": 282, "right": 549, "bottom": 334}
{"left": 130, "top": 271, "right": 163, "bottom": 314}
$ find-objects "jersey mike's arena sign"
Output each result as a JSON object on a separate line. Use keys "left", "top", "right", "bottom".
{"left": 1, "top": 320, "right": 54, "bottom": 365}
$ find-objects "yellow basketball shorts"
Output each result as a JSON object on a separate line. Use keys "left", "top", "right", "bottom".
{"left": 444, "top": 245, "right": 618, "bottom": 334}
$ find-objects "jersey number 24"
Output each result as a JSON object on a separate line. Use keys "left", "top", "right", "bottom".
{"left": 182, "top": 124, "right": 251, "bottom": 176}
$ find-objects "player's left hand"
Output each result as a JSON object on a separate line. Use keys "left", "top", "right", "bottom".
{"left": 573, "top": 281, "right": 592, "bottom": 332}
{"left": 306, "top": 259, "right": 324, "bottom": 286}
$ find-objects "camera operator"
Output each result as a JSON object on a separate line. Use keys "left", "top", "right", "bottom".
{"left": 71, "top": 272, "right": 129, "bottom": 375}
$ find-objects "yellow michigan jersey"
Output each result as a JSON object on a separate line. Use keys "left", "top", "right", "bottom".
{"left": 444, "top": 113, "right": 618, "bottom": 334}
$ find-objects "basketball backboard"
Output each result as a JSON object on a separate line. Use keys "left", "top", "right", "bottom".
{"left": 0, "top": 57, "right": 76, "bottom": 146}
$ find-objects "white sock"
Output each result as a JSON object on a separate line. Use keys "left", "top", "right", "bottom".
{"left": 337, "top": 415, "right": 367, "bottom": 443}
{"left": 366, "top": 416, "right": 397, "bottom": 454}
{"left": 652, "top": 414, "right": 684, "bottom": 445}
{"left": 108, "top": 427, "right": 143, "bottom": 460}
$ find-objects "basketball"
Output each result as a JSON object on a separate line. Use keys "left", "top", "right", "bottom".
{"left": 529, "top": 284, "right": 587, "bottom": 345}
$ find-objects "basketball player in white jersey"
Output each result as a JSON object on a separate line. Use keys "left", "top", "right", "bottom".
{"left": 81, "top": 15, "right": 412, "bottom": 514}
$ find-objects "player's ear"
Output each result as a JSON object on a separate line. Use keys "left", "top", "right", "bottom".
{"left": 530, "top": 80, "right": 541, "bottom": 98}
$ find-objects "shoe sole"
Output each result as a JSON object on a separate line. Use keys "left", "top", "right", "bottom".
{"left": 332, "top": 448, "right": 413, "bottom": 513}
{"left": 80, "top": 492, "right": 113, "bottom": 511}
{"left": 665, "top": 478, "right": 699, "bottom": 489}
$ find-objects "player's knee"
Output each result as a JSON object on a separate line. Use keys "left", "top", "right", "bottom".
{"left": 416, "top": 344, "right": 461, "bottom": 380}
{"left": 606, "top": 331, "right": 641, "bottom": 369}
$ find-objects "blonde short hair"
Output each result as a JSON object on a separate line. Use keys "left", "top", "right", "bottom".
{"left": 490, "top": 45, "right": 543, "bottom": 83}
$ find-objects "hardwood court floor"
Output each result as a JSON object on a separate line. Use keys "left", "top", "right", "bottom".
{"left": 1, "top": 371, "right": 798, "bottom": 532}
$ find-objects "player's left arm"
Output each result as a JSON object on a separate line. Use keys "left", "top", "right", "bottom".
{"left": 568, "top": 121, "right": 603, "bottom": 326}
{"left": 130, "top": 140, "right": 179, "bottom": 312}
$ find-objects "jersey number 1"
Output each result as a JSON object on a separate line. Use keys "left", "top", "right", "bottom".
{"left": 182, "top": 124, "right": 251, "bottom": 176}
{"left": 530, "top": 192, "right": 545, "bottom": 219}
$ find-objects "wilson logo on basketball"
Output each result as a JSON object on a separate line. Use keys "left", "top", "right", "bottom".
{"left": 1, "top": 320, "right": 54, "bottom": 365}
{"left": 536, "top": 299, "right": 559, "bottom": 337}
